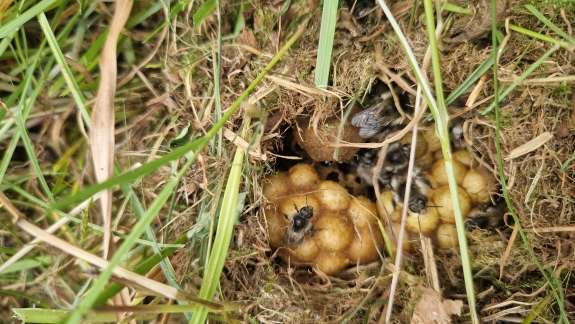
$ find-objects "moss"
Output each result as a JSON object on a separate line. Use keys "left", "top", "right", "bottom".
{"left": 298, "top": 65, "right": 311, "bottom": 81}
{"left": 552, "top": 84, "right": 572, "bottom": 98}
{"left": 253, "top": 5, "right": 276, "bottom": 38}
{"left": 262, "top": 282, "right": 273, "bottom": 294}
{"left": 527, "top": 0, "right": 575, "bottom": 11}
{"left": 485, "top": 108, "right": 513, "bottom": 127}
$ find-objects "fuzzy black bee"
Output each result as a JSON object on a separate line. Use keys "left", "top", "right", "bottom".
{"left": 351, "top": 148, "right": 378, "bottom": 186}
{"left": 352, "top": 142, "right": 412, "bottom": 186}
{"left": 465, "top": 201, "right": 508, "bottom": 231}
{"left": 283, "top": 204, "right": 316, "bottom": 247}
{"left": 346, "top": 0, "right": 373, "bottom": 19}
{"left": 390, "top": 168, "right": 433, "bottom": 214}
{"left": 352, "top": 91, "right": 404, "bottom": 139}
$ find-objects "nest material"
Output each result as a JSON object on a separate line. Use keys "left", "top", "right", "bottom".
{"left": 170, "top": 0, "right": 575, "bottom": 322}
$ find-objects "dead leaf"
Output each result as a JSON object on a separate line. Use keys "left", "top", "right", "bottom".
{"left": 16, "top": 217, "right": 235, "bottom": 312}
{"left": 0, "top": 0, "right": 13, "bottom": 21}
{"left": 505, "top": 132, "right": 553, "bottom": 160}
{"left": 90, "top": 1, "right": 135, "bottom": 320}
{"left": 238, "top": 28, "right": 258, "bottom": 50}
{"left": 90, "top": 0, "right": 134, "bottom": 260}
{"left": 269, "top": 30, "right": 279, "bottom": 49}
{"left": 555, "top": 119, "right": 571, "bottom": 139}
{"left": 391, "top": 1, "right": 412, "bottom": 17}
{"left": 238, "top": 28, "right": 258, "bottom": 63}
{"left": 411, "top": 287, "right": 463, "bottom": 324}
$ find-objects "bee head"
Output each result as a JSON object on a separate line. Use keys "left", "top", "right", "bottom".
{"left": 299, "top": 206, "right": 314, "bottom": 219}
{"left": 465, "top": 217, "right": 488, "bottom": 231}
{"left": 358, "top": 149, "right": 377, "bottom": 166}
{"left": 409, "top": 195, "right": 428, "bottom": 214}
{"left": 292, "top": 198, "right": 314, "bottom": 219}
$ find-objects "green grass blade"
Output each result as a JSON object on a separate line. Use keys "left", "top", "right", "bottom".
{"left": 0, "top": 30, "right": 17, "bottom": 60}
{"left": 38, "top": 13, "right": 90, "bottom": 126}
{"left": 314, "top": 0, "right": 338, "bottom": 89}
{"left": 375, "top": 0, "right": 440, "bottom": 122}
{"left": 560, "top": 155, "right": 575, "bottom": 172}
{"left": 212, "top": 0, "right": 223, "bottom": 156}
{"left": 14, "top": 308, "right": 120, "bottom": 323}
{"left": 0, "top": 0, "right": 58, "bottom": 38}
{"left": 59, "top": 16, "right": 309, "bottom": 324}
{"left": 441, "top": 2, "right": 470, "bottom": 14}
{"left": 423, "top": 0, "right": 478, "bottom": 322}
{"left": 508, "top": 24, "right": 572, "bottom": 47}
{"left": 189, "top": 147, "right": 244, "bottom": 323}
{"left": 445, "top": 52, "right": 496, "bottom": 105}
{"left": 42, "top": 136, "right": 206, "bottom": 212}
{"left": 374, "top": 0, "right": 451, "bottom": 322}
{"left": 93, "top": 234, "right": 188, "bottom": 307}
{"left": 13, "top": 98, "right": 56, "bottom": 203}
{"left": 193, "top": 0, "right": 216, "bottom": 28}
{"left": 482, "top": 44, "right": 559, "bottom": 115}
{"left": 61, "top": 152, "right": 200, "bottom": 323}
{"left": 0, "top": 259, "right": 50, "bottom": 274}
{"left": 524, "top": 4, "right": 575, "bottom": 43}
{"left": 376, "top": 0, "right": 484, "bottom": 321}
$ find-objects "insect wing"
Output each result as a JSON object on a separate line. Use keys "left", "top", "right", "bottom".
{"left": 352, "top": 109, "right": 386, "bottom": 138}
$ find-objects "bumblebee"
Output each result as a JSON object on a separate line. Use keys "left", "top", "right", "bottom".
{"left": 390, "top": 168, "right": 433, "bottom": 214}
{"left": 465, "top": 201, "right": 507, "bottom": 231}
{"left": 352, "top": 90, "right": 404, "bottom": 139}
{"left": 352, "top": 79, "right": 417, "bottom": 139}
{"left": 346, "top": 0, "right": 374, "bottom": 19}
{"left": 351, "top": 142, "right": 412, "bottom": 186}
{"left": 352, "top": 148, "right": 379, "bottom": 186}
{"left": 283, "top": 204, "right": 316, "bottom": 247}
{"left": 449, "top": 117, "right": 465, "bottom": 149}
